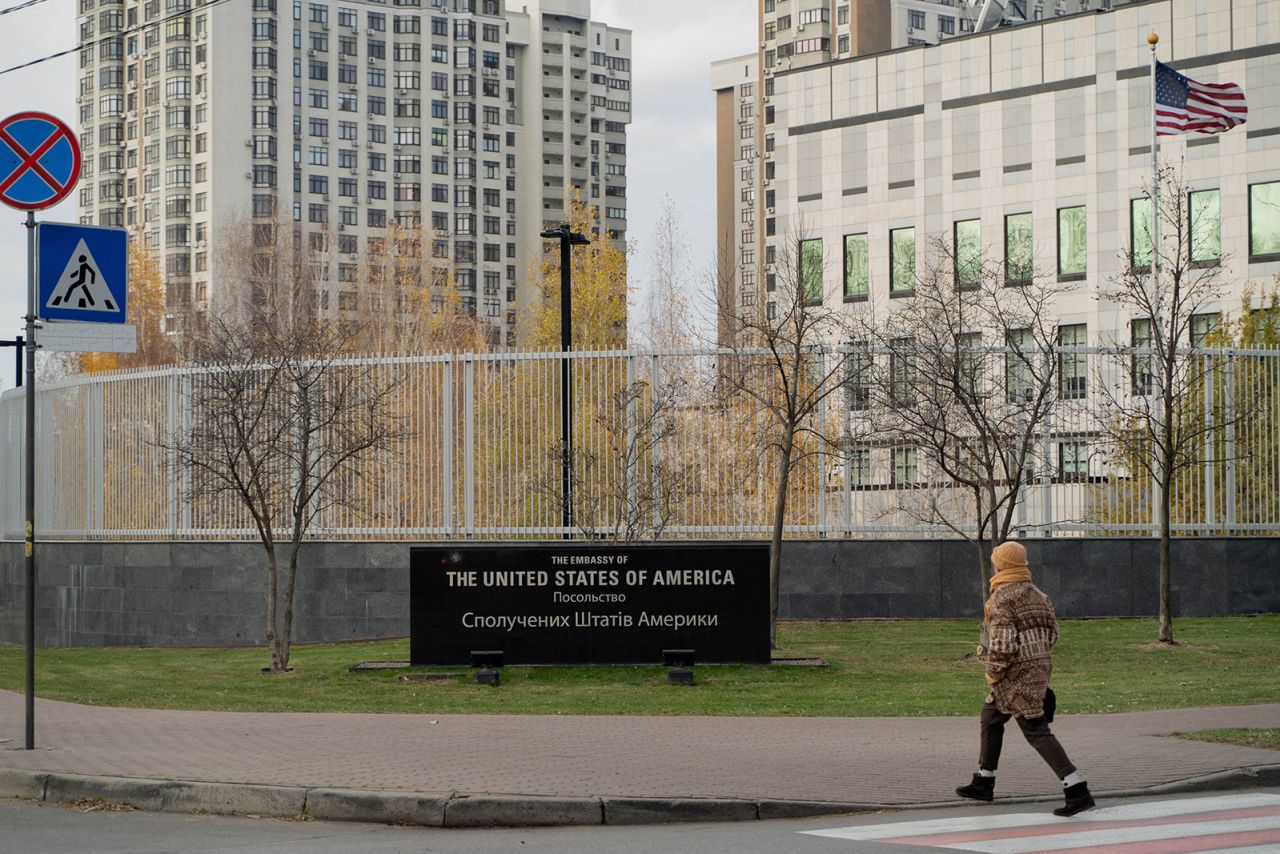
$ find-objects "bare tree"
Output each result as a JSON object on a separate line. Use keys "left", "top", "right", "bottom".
{"left": 530, "top": 373, "right": 698, "bottom": 542}
{"left": 642, "top": 195, "right": 696, "bottom": 349}
{"left": 357, "top": 221, "right": 489, "bottom": 354}
{"left": 201, "top": 211, "right": 323, "bottom": 346}
{"left": 717, "top": 225, "right": 859, "bottom": 647}
{"left": 164, "top": 227, "right": 404, "bottom": 673}
{"left": 1094, "top": 165, "right": 1242, "bottom": 645}
{"left": 857, "top": 236, "right": 1063, "bottom": 607}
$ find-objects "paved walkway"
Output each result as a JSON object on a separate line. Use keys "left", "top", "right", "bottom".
{"left": 2, "top": 691, "right": 1277, "bottom": 808}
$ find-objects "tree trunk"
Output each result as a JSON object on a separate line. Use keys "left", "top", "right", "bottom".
{"left": 974, "top": 508, "right": 994, "bottom": 658}
{"left": 974, "top": 488, "right": 993, "bottom": 606}
{"left": 265, "top": 540, "right": 286, "bottom": 672}
{"left": 768, "top": 427, "right": 795, "bottom": 650}
{"left": 1158, "top": 473, "right": 1174, "bottom": 644}
{"left": 1158, "top": 367, "right": 1176, "bottom": 645}
{"left": 975, "top": 534, "right": 992, "bottom": 606}
{"left": 281, "top": 536, "right": 302, "bottom": 671}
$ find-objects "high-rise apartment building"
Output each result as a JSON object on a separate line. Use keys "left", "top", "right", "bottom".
{"left": 73, "top": 0, "right": 630, "bottom": 346}
{"left": 760, "top": 0, "right": 1116, "bottom": 68}
{"left": 711, "top": 54, "right": 758, "bottom": 348}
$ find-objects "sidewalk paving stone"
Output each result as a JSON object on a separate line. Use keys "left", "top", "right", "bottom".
{"left": 2, "top": 691, "right": 1277, "bottom": 825}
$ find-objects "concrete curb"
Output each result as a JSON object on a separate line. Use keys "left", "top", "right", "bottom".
{"left": 601, "top": 797, "right": 760, "bottom": 825}
{"left": 444, "top": 794, "right": 603, "bottom": 827}
{"left": 1, "top": 765, "right": 1277, "bottom": 828}
{"left": 41, "top": 773, "right": 308, "bottom": 818}
{"left": 0, "top": 768, "right": 47, "bottom": 801}
{"left": 305, "top": 788, "right": 448, "bottom": 826}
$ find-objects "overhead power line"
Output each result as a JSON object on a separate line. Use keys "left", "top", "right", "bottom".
{"left": 0, "top": 0, "right": 239, "bottom": 77}
{"left": 0, "top": 0, "right": 56, "bottom": 17}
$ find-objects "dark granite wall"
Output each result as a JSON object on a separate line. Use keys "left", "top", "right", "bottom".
{"left": 1, "top": 538, "right": 1276, "bottom": 647}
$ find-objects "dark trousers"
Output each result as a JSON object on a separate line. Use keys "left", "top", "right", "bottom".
{"left": 979, "top": 701, "right": 1077, "bottom": 779}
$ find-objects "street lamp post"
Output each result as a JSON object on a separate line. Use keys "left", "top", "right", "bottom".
{"left": 540, "top": 223, "right": 591, "bottom": 537}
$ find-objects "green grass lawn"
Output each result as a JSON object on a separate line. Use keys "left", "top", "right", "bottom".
{"left": 1174, "top": 728, "right": 1280, "bottom": 750}
{"left": 1, "top": 616, "right": 1277, "bottom": 717}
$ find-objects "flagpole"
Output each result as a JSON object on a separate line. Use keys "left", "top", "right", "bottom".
{"left": 1148, "top": 32, "right": 1162, "bottom": 544}
{"left": 1149, "top": 33, "right": 1160, "bottom": 290}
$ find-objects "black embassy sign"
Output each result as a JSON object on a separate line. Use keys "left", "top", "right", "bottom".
{"left": 410, "top": 544, "right": 769, "bottom": 665}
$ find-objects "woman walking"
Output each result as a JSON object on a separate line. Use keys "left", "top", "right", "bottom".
{"left": 955, "top": 541, "right": 1095, "bottom": 816}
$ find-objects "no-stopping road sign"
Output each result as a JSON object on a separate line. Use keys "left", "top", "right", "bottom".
{"left": 0, "top": 111, "right": 81, "bottom": 211}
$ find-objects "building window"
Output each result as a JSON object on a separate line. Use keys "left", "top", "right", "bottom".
{"left": 908, "top": 9, "right": 925, "bottom": 28}
{"left": 1130, "top": 197, "right": 1152, "bottom": 271}
{"left": 1005, "top": 328, "right": 1034, "bottom": 403}
{"left": 1190, "top": 188, "right": 1221, "bottom": 264}
{"left": 792, "top": 37, "right": 829, "bottom": 55}
{"left": 890, "top": 338, "right": 915, "bottom": 405}
{"left": 1250, "top": 181, "right": 1280, "bottom": 259}
{"left": 890, "top": 226, "right": 915, "bottom": 293}
{"left": 1002, "top": 212, "right": 1033, "bottom": 285}
{"left": 1057, "top": 206, "right": 1086, "bottom": 278}
{"left": 891, "top": 447, "right": 918, "bottom": 486}
{"left": 846, "top": 343, "right": 871, "bottom": 410}
{"left": 1059, "top": 441, "right": 1088, "bottom": 482}
{"left": 1191, "top": 312, "right": 1221, "bottom": 347}
{"left": 939, "top": 15, "right": 955, "bottom": 34}
{"left": 800, "top": 237, "right": 823, "bottom": 304}
{"left": 1131, "top": 317, "right": 1153, "bottom": 396}
{"left": 954, "top": 219, "right": 981, "bottom": 290}
{"left": 956, "top": 331, "right": 984, "bottom": 396}
{"left": 1057, "top": 323, "right": 1087, "bottom": 399}
{"left": 849, "top": 446, "right": 870, "bottom": 486}
{"left": 844, "top": 233, "right": 868, "bottom": 299}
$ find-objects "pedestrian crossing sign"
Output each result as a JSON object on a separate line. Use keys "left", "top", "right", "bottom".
{"left": 36, "top": 222, "right": 128, "bottom": 324}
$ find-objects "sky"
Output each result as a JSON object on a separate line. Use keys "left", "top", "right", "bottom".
{"left": 0, "top": 0, "right": 756, "bottom": 388}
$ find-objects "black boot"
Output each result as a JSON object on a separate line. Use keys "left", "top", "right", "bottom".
{"left": 1053, "top": 781, "right": 1095, "bottom": 816}
{"left": 955, "top": 773, "right": 995, "bottom": 802}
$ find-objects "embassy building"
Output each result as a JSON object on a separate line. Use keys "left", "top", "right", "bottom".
{"left": 717, "top": 0, "right": 1280, "bottom": 347}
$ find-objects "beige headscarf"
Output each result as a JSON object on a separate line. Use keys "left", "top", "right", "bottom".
{"left": 985, "top": 541, "right": 1032, "bottom": 619}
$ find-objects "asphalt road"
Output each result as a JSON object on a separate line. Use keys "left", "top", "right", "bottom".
{"left": 5, "top": 789, "right": 1280, "bottom": 854}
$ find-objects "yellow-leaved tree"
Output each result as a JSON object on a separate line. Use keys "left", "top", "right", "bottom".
{"left": 521, "top": 193, "right": 629, "bottom": 350}
{"left": 354, "top": 221, "right": 490, "bottom": 355}
{"left": 470, "top": 195, "right": 629, "bottom": 536}
{"left": 79, "top": 239, "right": 171, "bottom": 372}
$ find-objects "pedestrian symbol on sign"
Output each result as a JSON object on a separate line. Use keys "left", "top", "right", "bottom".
{"left": 44, "top": 238, "right": 120, "bottom": 315}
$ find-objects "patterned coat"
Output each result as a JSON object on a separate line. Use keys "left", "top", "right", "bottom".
{"left": 986, "top": 581, "right": 1059, "bottom": 718}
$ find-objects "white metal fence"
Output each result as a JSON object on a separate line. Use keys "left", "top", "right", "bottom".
{"left": 1, "top": 346, "right": 1277, "bottom": 541}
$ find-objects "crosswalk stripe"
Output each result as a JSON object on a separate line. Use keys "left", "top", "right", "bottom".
{"left": 945, "top": 815, "right": 1280, "bottom": 853}
{"left": 802, "top": 794, "right": 1280, "bottom": 842}
{"left": 1034, "top": 828, "right": 1280, "bottom": 854}
{"left": 803, "top": 814, "right": 1064, "bottom": 842}
{"left": 889, "top": 805, "right": 1280, "bottom": 848}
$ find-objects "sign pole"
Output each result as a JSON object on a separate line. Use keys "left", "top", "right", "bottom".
{"left": 559, "top": 234, "right": 572, "bottom": 539}
{"left": 24, "top": 209, "right": 36, "bottom": 750}
{"left": 0, "top": 110, "right": 84, "bottom": 751}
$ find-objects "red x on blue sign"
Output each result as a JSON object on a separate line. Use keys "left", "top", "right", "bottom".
{"left": 0, "top": 111, "right": 82, "bottom": 212}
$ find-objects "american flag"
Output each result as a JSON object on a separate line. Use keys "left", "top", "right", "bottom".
{"left": 1155, "top": 61, "right": 1247, "bottom": 135}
